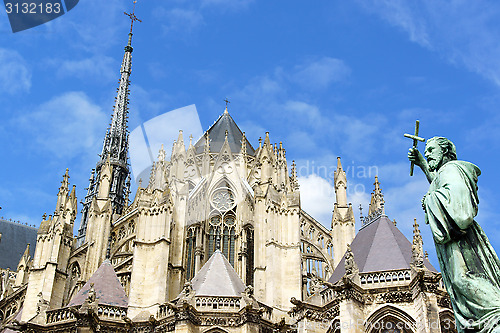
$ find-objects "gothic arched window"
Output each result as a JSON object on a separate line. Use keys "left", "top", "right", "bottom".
{"left": 327, "top": 242, "right": 334, "bottom": 258}
{"left": 365, "top": 307, "right": 416, "bottom": 333}
{"left": 207, "top": 185, "right": 237, "bottom": 266}
{"left": 246, "top": 226, "right": 254, "bottom": 286}
{"left": 439, "top": 311, "right": 457, "bottom": 333}
{"left": 186, "top": 228, "right": 196, "bottom": 280}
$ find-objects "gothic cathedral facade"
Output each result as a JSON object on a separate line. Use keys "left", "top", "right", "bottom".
{"left": 0, "top": 20, "right": 455, "bottom": 333}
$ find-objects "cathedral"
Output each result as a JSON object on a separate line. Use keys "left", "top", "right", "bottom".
{"left": 0, "top": 16, "right": 456, "bottom": 333}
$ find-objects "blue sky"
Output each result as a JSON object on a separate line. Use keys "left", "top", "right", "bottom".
{"left": 1, "top": 0, "right": 500, "bottom": 269}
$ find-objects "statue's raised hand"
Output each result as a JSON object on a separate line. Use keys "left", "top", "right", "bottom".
{"left": 408, "top": 148, "right": 425, "bottom": 168}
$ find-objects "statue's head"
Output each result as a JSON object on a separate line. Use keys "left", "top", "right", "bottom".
{"left": 425, "top": 137, "right": 457, "bottom": 171}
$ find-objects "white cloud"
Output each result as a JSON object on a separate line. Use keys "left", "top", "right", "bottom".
{"left": 283, "top": 101, "right": 325, "bottom": 128}
{"left": 155, "top": 7, "right": 204, "bottom": 35}
{"left": 48, "top": 0, "right": 128, "bottom": 54}
{"left": 348, "top": 189, "right": 371, "bottom": 229}
{"left": 237, "top": 120, "right": 266, "bottom": 145}
{"left": 298, "top": 174, "right": 335, "bottom": 227}
{"left": 377, "top": 162, "right": 414, "bottom": 185}
{"left": 15, "top": 92, "right": 107, "bottom": 159}
{"left": 0, "top": 49, "right": 31, "bottom": 95}
{"left": 55, "top": 55, "right": 115, "bottom": 81}
{"left": 234, "top": 75, "right": 285, "bottom": 107}
{"left": 291, "top": 57, "right": 351, "bottom": 90}
{"left": 200, "top": 0, "right": 254, "bottom": 11}
{"left": 356, "top": 0, "right": 500, "bottom": 86}
{"left": 357, "top": 0, "right": 430, "bottom": 46}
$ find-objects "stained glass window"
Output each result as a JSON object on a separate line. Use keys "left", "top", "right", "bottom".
{"left": 211, "top": 189, "right": 235, "bottom": 212}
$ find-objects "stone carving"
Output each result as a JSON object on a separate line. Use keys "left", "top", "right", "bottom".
{"left": 309, "top": 273, "right": 323, "bottom": 295}
{"left": 36, "top": 292, "right": 49, "bottom": 315}
{"left": 344, "top": 244, "right": 358, "bottom": 276}
{"left": 438, "top": 296, "right": 452, "bottom": 309}
{"left": 382, "top": 291, "right": 413, "bottom": 303}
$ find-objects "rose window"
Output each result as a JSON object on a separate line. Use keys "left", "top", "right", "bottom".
{"left": 211, "top": 189, "right": 235, "bottom": 212}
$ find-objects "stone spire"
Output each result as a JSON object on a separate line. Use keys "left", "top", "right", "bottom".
{"left": 368, "top": 176, "right": 385, "bottom": 217}
{"left": 331, "top": 157, "right": 355, "bottom": 267}
{"left": 412, "top": 218, "right": 424, "bottom": 268}
{"left": 334, "top": 157, "right": 347, "bottom": 207}
{"left": 55, "top": 168, "right": 70, "bottom": 214}
{"left": 290, "top": 160, "right": 299, "bottom": 191}
{"left": 76, "top": 12, "right": 138, "bottom": 246}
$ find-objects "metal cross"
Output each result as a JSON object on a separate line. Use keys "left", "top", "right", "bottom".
{"left": 124, "top": 1, "right": 142, "bottom": 34}
{"left": 404, "top": 120, "right": 425, "bottom": 176}
{"left": 224, "top": 98, "right": 230, "bottom": 107}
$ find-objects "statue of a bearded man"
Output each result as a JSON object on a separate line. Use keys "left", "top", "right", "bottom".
{"left": 409, "top": 137, "right": 500, "bottom": 332}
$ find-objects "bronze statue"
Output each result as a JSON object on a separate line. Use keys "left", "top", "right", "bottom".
{"left": 409, "top": 136, "right": 500, "bottom": 332}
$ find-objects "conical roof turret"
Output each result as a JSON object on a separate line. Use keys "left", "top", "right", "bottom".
{"left": 188, "top": 250, "right": 246, "bottom": 297}
{"left": 67, "top": 259, "right": 128, "bottom": 307}
{"left": 195, "top": 108, "right": 255, "bottom": 155}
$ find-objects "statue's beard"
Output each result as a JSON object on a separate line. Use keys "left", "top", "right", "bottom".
{"left": 428, "top": 158, "right": 441, "bottom": 171}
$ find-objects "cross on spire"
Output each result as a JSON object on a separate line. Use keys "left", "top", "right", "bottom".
{"left": 224, "top": 98, "right": 230, "bottom": 113}
{"left": 124, "top": 1, "right": 142, "bottom": 34}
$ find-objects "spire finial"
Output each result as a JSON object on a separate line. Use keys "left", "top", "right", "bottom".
{"left": 124, "top": 1, "right": 142, "bottom": 35}
{"left": 368, "top": 175, "right": 385, "bottom": 216}
{"left": 363, "top": 176, "right": 385, "bottom": 226}
{"left": 413, "top": 218, "right": 420, "bottom": 234}
{"left": 224, "top": 98, "right": 230, "bottom": 113}
{"left": 60, "top": 168, "right": 70, "bottom": 190}
{"left": 158, "top": 144, "right": 166, "bottom": 161}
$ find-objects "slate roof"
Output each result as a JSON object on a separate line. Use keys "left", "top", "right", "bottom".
{"left": 190, "top": 250, "right": 246, "bottom": 297}
{"left": 0, "top": 219, "right": 37, "bottom": 270}
{"left": 328, "top": 215, "right": 437, "bottom": 284}
{"left": 194, "top": 110, "right": 255, "bottom": 155}
{"left": 67, "top": 259, "right": 128, "bottom": 307}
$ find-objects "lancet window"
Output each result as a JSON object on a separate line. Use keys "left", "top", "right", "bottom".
{"left": 327, "top": 242, "right": 333, "bottom": 258}
{"left": 207, "top": 214, "right": 236, "bottom": 266}
{"left": 186, "top": 228, "right": 196, "bottom": 280}
{"left": 245, "top": 226, "right": 254, "bottom": 286}
{"left": 207, "top": 184, "right": 237, "bottom": 266}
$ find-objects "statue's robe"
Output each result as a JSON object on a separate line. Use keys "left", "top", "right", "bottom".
{"left": 425, "top": 161, "right": 500, "bottom": 332}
